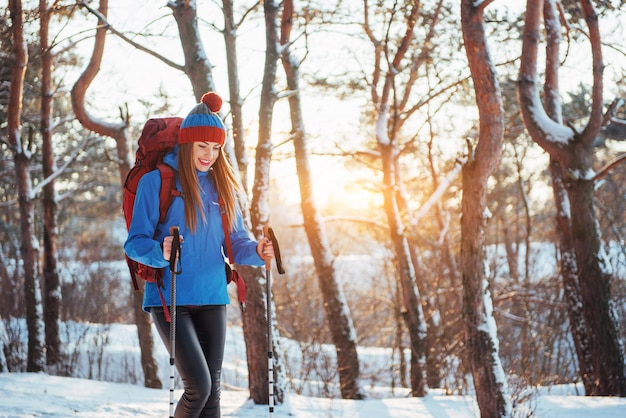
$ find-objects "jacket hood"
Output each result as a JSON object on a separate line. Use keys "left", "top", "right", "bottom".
{"left": 164, "top": 146, "right": 179, "bottom": 171}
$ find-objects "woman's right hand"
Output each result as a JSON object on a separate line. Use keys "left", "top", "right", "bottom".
{"left": 162, "top": 234, "right": 183, "bottom": 260}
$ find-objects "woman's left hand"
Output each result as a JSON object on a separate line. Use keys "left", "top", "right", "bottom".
{"left": 257, "top": 237, "right": 274, "bottom": 260}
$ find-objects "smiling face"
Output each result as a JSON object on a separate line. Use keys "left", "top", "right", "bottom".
{"left": 192, "top": 141, "right": 221, "bottom": 172}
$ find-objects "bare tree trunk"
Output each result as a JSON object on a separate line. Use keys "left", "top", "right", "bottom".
{"left": 0, "top": 313, "right": 7, "bottom": 372}
{"left": 73, "top": 0, "right": 160, "bottom": 389}
{"left": 393, "top": 280, "right": 408, "bottom": 389}
{"left": 169, "top": 0, "right": 213, "bottom": 99}
{"left": 460, "top": 1, "right": 510, "bottom": 416}
{"left": 18, "top": 135, "right": 46, "bottom": 373}
{"left": 569, "top": 178, "right": 625, "bottom": 395}
{"left": 381, "top": 144, "right": 427, "bottom": 397}
{"left": 219, "top": 0, "right": 287, "bottom": 402}
{"left": 280, "top": 0, "right": 366, "bottom": 399}
{"left": 9, "top": 0, "right": 46, "bottom": 373}
{"left": 501, "top": 223, "right": 519, "bottom": 283}
{"left": 0, "top": 236, "right": 21, "bottom": 320}
{"left": 363, "top": 0, "right": 432, "bottom": 396}
{"left": 513, "top": 148, "right": 532, "bottom": 284}
{"left": 250, "top": 0, "right": 279, "bottom": 236}
{"left": 243, "top": 0, "right": 287, "bottom": 405}
{"left": 132, "top": 281, "right": 161, "bottom": 388}
{"left": 396, "top": 163, "right": 432, "bottom": 395}
{"left": 39, "top": 0, "right": 61, "bottom": 369}
{"left": 549, "top": 158, "right": 594, "bottom": 391}
{"left": 517, "top": 0, "right": 626, "bottom": 395}
{"left": 541, "top": 0, "right": 594, "bottom": 393}
{"left": 222, "top": 0, "right": 249, "bottom": 192}
{"left": 237, "top": 264, "right": 284, "bottom": 405}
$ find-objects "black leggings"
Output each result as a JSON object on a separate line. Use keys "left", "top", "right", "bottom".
{"left": 151, "top": 305, "right": 227, "bottom": 418}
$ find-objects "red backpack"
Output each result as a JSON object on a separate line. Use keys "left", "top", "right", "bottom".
{"left": 123, "top": 117, "right": 247, "bottom": 317}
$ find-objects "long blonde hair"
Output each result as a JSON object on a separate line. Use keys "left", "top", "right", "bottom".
{"left": 177, "top": 143, "right": 243, "bottom": 233}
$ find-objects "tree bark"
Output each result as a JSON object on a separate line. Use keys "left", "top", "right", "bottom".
{"left": 541, "top": 0, "right": 594, "bottom": 394}
{"left": 39, "top": 0, "right": 61, "bottom": 369}
{"left": 132, "top": 280, "right": 162, "bottom": 388}
{"left": 381, "top": 144, "right": 428, "bottom": 397}
{"left": 242, "top": 0, "right": 287, "bottom": 405}
{"left": 0, "top": 313, "right": 7, "bottom": 372}
{"left": 362, "top": 0, "right": 433, "bottom": 396}
{"left": 280, "top": 0, "right": 366, "bottom": 399}
{"left": 517, "top": 0, "right": 626, "bottom": 395}
{"left": 169, "top": 0, "right": 213, "bottom": 99}
{"left": 222, "top": 0, "right": 249, "bottom": 192}
{"left": 570, "top": 177, "right": 625, "bottom": 394}
{"left": 549, "top": 158, "right": 594, "bottom": 391}
{"left": 460, "top": 1, "right": 510, "bottom": 416}
{"left": 9, "top": 0, "right": 46, "bottom": 372}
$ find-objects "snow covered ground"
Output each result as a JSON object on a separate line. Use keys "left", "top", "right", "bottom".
{"left": 1, "top": 372, "right": 626, "bottom": 417}
{"left": 2, "top": 321, "right": 626, "bottom": 417}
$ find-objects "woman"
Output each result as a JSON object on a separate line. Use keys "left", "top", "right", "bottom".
{"left": 124, "top": 92, "right": 273, "bottom": 417}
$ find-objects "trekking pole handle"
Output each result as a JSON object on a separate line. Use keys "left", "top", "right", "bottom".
{"left": 169, "top": 226, "right": 182, "bottom": 274}
{"left": 263, "top": 226, "right": 285, "bottom": 275}
{"left": 263, "top": 226, "right": 271, "bottom": 271}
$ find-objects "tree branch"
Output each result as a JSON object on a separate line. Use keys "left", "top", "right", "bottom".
{"left": 593, "top": 153, "right": 626, "bottom": 182}
{"left": 78, "top": 1, "right": 184, "bottom": 72}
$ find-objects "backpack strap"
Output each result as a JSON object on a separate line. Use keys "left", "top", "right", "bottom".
{"left": 219, "top": 196, "right": 247, "bottom": 311}
{"left": 156, "top": 164, "right": 181, "bottom": 322}
{"left": 157, "top": 164, "right": 181, "bottom": 224}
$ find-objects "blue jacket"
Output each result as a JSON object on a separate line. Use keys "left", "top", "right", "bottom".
{"left": 124, "top": 148, "right": 263, "bottom": 312}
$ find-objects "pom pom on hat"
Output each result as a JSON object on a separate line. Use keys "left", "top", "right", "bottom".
{"left": 178, "top": 92, "right": 226, "bottom": 145}
{"left": 202, "top": 92, "right": 222, "bottom": 113}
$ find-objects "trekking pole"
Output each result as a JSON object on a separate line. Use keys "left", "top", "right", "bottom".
{"left": 263, "top": 226, "right": 284, "bottom": 418}
{"left": 168, "top": 226, "right": 182, "bottom": 418}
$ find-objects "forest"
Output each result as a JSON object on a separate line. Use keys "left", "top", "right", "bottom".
{"left": 1, "top": 1, "right": 625, "bottom": 417}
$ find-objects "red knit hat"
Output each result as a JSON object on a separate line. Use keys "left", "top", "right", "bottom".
{"left": 178, "top": 92, "right": 226, "bottom": 145}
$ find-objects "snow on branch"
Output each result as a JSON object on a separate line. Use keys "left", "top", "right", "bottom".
{"left": 410, "top": 157, "right": 466, "bottom": 227}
